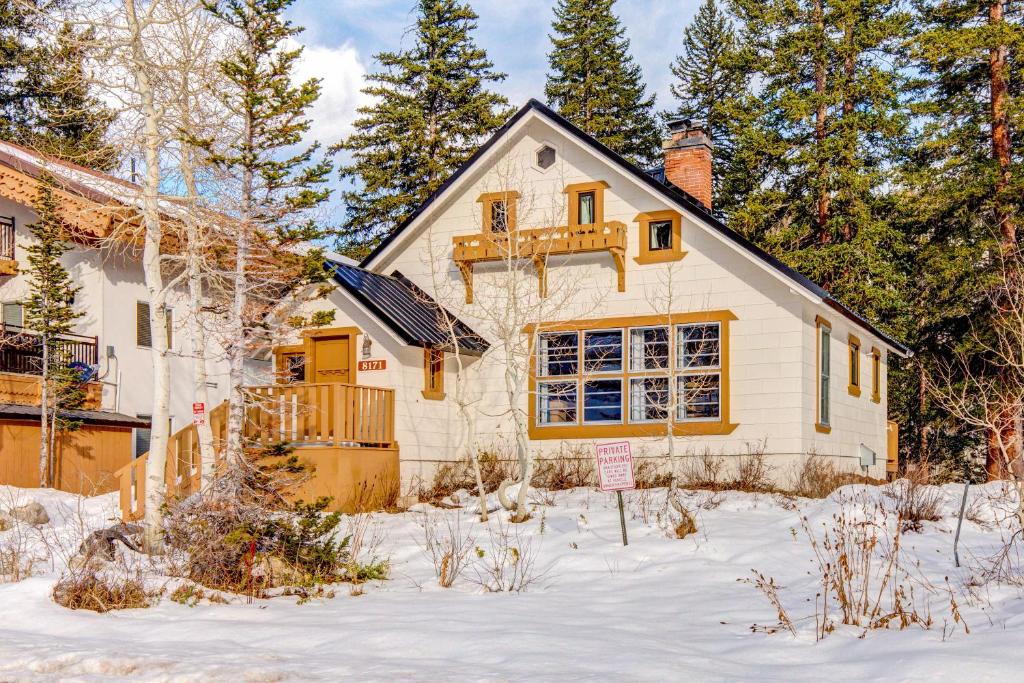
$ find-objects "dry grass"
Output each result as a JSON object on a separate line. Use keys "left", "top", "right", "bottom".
{"left": 418, "top": 511, "right": 475, "bottom": 588}
{"left": 53, "top": 568, "right": 158, "bottom": 612}
{"left": 680, "top": 443, "right": 775, "bottom": 493}
{"left": 885, "top": 462, "right": 944, "bottom": 532}
{"left": 789, "top": 454, "right": 878, "bottom": 499}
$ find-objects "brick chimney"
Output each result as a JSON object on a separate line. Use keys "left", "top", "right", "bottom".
{"left": 662, "top": 118, "right": 712, "bottom": 210}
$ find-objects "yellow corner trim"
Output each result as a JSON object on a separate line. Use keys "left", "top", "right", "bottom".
{"left": 814, "top": 314, "right": 831, "bottom": 329}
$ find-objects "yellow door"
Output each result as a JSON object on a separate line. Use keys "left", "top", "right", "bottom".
{"left": 312, "top": 336, "right": 351, "bottom": 383}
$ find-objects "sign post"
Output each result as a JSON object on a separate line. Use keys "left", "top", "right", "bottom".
{"left": 596, "top": 441, "right": 635, "bottom": 546}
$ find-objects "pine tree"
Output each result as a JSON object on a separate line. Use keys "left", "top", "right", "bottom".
{"left": 723, "top": 0, "right": 912, "bottom": 325}
{"left": 202, "top": 0, "right": 333, "bottom": 469}
{"left": 23, "top": 173, "right": 83, "bottom": 487}
{"left": 545, "top": 0, "right": 660, "bottom": 166}
{"left": 665, "top": 0, "right": 741, "bottom": 199}
{"left": 335, "top": 0, "right": 510, "bottom": 256}
{"left": 896, "top": 0, "right": 1024, "bottom": 470}
{"left": 0, "top": 6, "right": 115, "bottom": 167}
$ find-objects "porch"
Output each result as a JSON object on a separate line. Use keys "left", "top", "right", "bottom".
{"left": 116, "top": 381, "right": 400, "bottom": 520}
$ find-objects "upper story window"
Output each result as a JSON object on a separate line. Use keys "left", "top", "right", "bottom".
{"left": 478, "top": 191, "right": 519, "bottom": 233}
{"left": 565, "top": 181, "right": 609, "bottom": 228}
{"left": 0, "top": 215, "right": 15, "bottom": 261}
{"left": 537, "top": 145, "right": 556, "bottom": 169}
{"left": 848, "top": 334, "right": 861, "bottom": 397}
{"left": 422, "top": 347, "right": 445, "bottom": 400}
{"left": 816, "top": 316, "right": 831, "bottom": 432}
{"left": 635, "top": 210, "right": 684, "bottom": 264}
{"left": 137, "top": 301, "right": 173, "bottom": 350}
{"left": 2, "top": 301, "right": 23, "bottom": 328}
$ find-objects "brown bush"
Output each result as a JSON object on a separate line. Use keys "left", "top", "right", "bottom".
{"left": 734, "top": 443, "right": 774, "bottom": 492}
{"left": 531, "top": 448, "right": 596, "bottom": 490}
{"left": 634, "top": 459, "right": 672, "bottom": 489}
{"left": 885, "top": 462, "right": 944, "bottom": 532}
{"left": 680, "top": 444, "right": 775, "bottom": 493}
{"left": 53, "top": 571, "right": 156, "bottom": 612}
{"left": 681, "top": 450, "right": 726, "bottom": 489}
{"left": 789, "top": 454, "right": 873, "bottom": 498}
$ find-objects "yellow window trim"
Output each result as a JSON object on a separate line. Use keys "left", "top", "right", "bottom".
{"left": 272, "top": 343, "right": 305, "bottom": 384}
{"left": 422, "top": 347, "right": 445, "bottom": 400}
{"left": 525, "top": 310, "right": 738, "bottom": 440}
{"left": 815, "top": 316, "right": 831, "bottom": 433}
{"left": 848, "top": 333, "right": 861, "bottom": 397}
{"left": 564, "top": 180, "right": 609, "bottom": 227}
{"left": 477, "top": 190, "right": 520, "bottom": 233}
{"left": 634, "top": 210, "right": 687, "bottom": 264}
{"left": 871, "top": 346, "right": 882, "bottom": 403}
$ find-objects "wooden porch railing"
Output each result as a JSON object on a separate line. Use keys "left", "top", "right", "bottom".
{"left": 118, "top": 382, "right": 396, "bottom": 519}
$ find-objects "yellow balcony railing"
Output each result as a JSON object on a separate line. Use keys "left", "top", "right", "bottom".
{"left": 452, "top": 222, "right": 627, "bottom": 302}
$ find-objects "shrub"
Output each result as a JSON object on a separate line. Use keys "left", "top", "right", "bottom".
{"left": 419, "top": 511, "right": 475, "bottom": 588}
{"left": 884, "top": 462, "right": 943, "bottom": 532}
{"left": 53, "top": 571, "right": 156, "bottom": 612}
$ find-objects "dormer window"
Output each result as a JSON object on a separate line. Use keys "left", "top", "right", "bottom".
{"left": 649, "top": 220, "right": 672, "bottom": 251}
{"left": 478, "top": 191, "right": 519, "bottom": 233}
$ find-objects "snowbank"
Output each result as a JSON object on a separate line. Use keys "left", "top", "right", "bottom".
{"left": 1, "top": 482, "right": 1023, "bottom": 681}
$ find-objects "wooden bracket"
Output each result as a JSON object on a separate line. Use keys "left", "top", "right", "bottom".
{"left": 532, "top": 255, "right": 548, "bottom": 298}
{"left": 456, "top": 261, "right": 474, "bottom": 304}
{"left": 610, "top": 249, "right": 625, "bottom": 292}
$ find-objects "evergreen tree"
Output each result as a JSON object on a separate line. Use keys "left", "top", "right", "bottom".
{"left": 723, "top": 0, "right": 912, "bottom": 326}
{"left": 0, "top": 5, "right": 115, "bottom": 167}
{"left": 545, "top": 0, "right": 660, "bottom": 166}
{"left": 665, "top": 0, "right": 741, "bottom": 197}
{"left": 335, "top": 0, "right": 510, "bottom": 256}
{"left": 895, "top": 0, "right": 1024, "bottom": 469}
{"left": 23, "top": 173, "right": 83, "bottom": 487}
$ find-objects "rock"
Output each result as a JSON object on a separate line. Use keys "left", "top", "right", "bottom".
{"left": 250, "top": 554, "right": 305, "bottom": 587}
{"left": 9, "top": 502, "right": 48, "bottom": 526}
{"left": 0, "top": 513, "right": 11, "bottom": 531}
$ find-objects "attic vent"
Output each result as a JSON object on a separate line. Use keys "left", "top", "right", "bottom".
{"left": 537, "top": 145, "right": 556, "bottom": 169}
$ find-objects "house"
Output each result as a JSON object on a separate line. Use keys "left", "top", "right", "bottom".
{"left": 0, "top": 140, "right": 232, "bottom": 494}
{"left": 118, "top": 99, "right": 908, "bottom": 519}
{"left": 264, "top": 99, "right": 909, "bottom": 495}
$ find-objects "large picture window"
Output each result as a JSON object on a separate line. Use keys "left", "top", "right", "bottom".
{"left": 534, "top": 315, "right": 731, "bottom": 435}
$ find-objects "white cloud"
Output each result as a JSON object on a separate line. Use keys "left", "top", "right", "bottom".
{"left": 292, "top": 41, "right": 375, "bottom": 149}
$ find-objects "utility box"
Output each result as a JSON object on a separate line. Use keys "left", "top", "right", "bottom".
{"left": 859, "top": 443, "right": 877, "bottom": 468}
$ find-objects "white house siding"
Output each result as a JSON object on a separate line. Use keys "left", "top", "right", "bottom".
{"left": 350, "top": 116, "right": 890, "bottom": 485}
{"left": 0, "top": 196, "right": 231, "bottom": 438}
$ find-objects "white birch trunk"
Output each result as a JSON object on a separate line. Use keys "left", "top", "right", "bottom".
{"left": 38, "top": 341, "right": 49, "bottom": 487}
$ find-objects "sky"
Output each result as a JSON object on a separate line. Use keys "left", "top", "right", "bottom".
{"left": 284, "top": 0, "right": 704, "bottom": 153}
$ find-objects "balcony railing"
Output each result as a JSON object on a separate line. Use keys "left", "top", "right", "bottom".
{"left": 452, "top": 221, "right": 627, "bottom": 302}
{"left": 0, "top": 324, "right": 99, "bottom": 376}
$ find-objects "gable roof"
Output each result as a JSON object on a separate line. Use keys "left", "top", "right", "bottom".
{"left": 328, "top": 260, "right": 489, "bottom": 355}
{"left": 359, "top": 99, "right": 909, "bottom": 357}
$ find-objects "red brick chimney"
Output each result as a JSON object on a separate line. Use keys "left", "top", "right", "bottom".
{"left": 663, "top": 119, "right": 712, "bottom": 210}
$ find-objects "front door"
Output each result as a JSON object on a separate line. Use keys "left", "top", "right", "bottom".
{"left": 312, "top": 335, "right": 351, "bottom": 384}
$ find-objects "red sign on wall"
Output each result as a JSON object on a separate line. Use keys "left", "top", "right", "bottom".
{"left": 358, "top": 359, "right": 386, "bottom": 372}
{"left": 192, "top": 402, "right": 206, "bottom": 426}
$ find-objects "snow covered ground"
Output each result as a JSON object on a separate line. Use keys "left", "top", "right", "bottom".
{"left": 2, "top": 482, "right": 1024, "bottom": 682}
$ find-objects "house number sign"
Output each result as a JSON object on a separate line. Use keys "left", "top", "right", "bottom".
{"left": 358, "top": 359, "right": 386, "bottom": 371}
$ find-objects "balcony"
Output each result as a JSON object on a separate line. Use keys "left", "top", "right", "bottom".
{"left": 0, "top": 216, "right": 16, "bottom": 275}
{"left": 452, "top": 222, "right": 627, "bottom": 303}
{"left": 0, "top": 324, "right": 99, "bottom": 375}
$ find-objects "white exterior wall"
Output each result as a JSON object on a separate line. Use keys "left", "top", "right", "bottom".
{"left": 337, "top": 117, "right": 898, "bottom": 484}
{"left": 0, "top": 196, "right": 231, "bottom": 435}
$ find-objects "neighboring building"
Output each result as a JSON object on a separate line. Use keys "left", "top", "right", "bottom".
{"left": 277, "top": 100, "right": 909, "bottom": 492}
{"left": 0, "top": 140, "right": 231, "bottom": 493}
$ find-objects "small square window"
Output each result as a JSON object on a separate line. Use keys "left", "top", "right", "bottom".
{"left": 538, "top": 332, "right": 578, "bottom": 376}
{"left": 583, "top": 379, "right": 622, "bottom": 423}
{"left": 538, "top": 381, "right": 577, "bottom": 424}
{"left": 649, "top": 220, "right": 673, "bottom": 251}
{"left": 537, "top": 145, "right": 556, "bottom": 169}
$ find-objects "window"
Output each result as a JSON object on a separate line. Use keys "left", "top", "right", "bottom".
{"left": 137, "top": 302, "right": 173, "bottom": 349}
{"left": 531, "top": 312, "right": 735, "bottom": 437}
{"left": 537, "top": 145, "right": 556, "bottom": 170}
{"left": 134, "top": 416, "right": 151, "bottom": 458}
{"left": 871, "top": 347, "right": 881, "bottom": 403}
{"left": 423, "top": 347, "right": 445, "bottom": 400}
{"left": 478, "top": 191, "right": 519, "bottom": 233}
{"left": 816, "top": 316, "right": 831, "bottom": 432}
{"left": 565, "top": 181, "right": 609, "bottom": 228}
{"left": 848, "top": 334, "right": 861, "bottom": 396}
{"left": 635, "top": 210, "right": 684, "bottom": 264}
{"left": 284, "top": 353, "right": 305, "bottom": 383}
{"left": 578, "top": 192, "right": 596, "bottom": 225}
{"left": 2, "top": 301, "right": 23, "bottom": 328}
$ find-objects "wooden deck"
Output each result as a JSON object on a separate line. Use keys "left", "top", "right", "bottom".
{"left": 117, "top": 382, "right": 399, "bottom": 520}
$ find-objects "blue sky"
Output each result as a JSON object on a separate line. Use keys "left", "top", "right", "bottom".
{"left": 280, "top": 0, "right": 703, "bottom": 225}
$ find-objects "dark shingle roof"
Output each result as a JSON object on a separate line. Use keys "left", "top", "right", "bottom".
{"left": 328, "top": 261, "right": 489, "bottom": 355}
{"left": 0, "top": 404, "right": 150, "bottom": 429}
{"left": 360, "top": 99, "right": 910, "bottom": 357}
